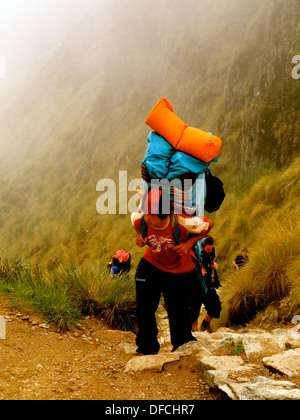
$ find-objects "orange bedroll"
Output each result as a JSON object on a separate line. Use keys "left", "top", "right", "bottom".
{"left": 178, "top": 127, "right": 222, "bottom": 163}
{"left": 145, "top": 98, "right": 222, "bottom": 162}
{"left": 145, "top": 98, "right": 187, "bottom": 148}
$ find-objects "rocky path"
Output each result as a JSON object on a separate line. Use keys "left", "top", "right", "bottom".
{"left": 1, "top": 294, "right": 299, "bottom": 400}
{"left": 0, "top": 295, "right": 224, "bottom": 400}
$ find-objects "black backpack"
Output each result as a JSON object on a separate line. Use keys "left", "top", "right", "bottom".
{"left": 204, "top": 170, "right": 226, "bottom": 213}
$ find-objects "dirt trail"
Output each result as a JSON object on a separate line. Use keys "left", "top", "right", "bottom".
{"left": 0, "top": 295, "right": 225, "bottom": 400}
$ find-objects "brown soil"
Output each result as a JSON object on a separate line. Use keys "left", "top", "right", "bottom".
{"left": 0, "top": 294, "right": 226, "bottom": 400}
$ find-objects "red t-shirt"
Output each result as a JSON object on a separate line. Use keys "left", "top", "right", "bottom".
{"left": 131, "top": 212, "right": 210, "bottom": 274}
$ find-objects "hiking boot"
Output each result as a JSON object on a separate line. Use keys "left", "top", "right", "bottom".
{"left": 135, "top": 348, "right": 159, "bottom": 355}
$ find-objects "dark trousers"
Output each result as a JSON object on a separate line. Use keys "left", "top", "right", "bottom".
{"left": 135, "top": 258, "right": 197, "bottom": 354}
{"left": 191, "top": 277, "right": 222, "bottom": 323}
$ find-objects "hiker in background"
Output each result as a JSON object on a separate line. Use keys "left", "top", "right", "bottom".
{"left": 107, "top": 249, "right": 131, "bottom": 278}
{"left": 131, "top": 187, "right": 214, "bottom": 355}
{"left": 113, "top": 249, "right": 131, "bottom": 273}
{"left": 191, "top": 236, "right": 221, "bottom": 333}
{"left": 232, "top": 247, "right": 248, "bottom": 271}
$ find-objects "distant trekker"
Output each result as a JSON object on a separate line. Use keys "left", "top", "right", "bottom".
{"left": 232, "top": 248, "right": 248, "bottom": 270}
{"left": 191, "top": 236, "right": 221, "bottom": 333}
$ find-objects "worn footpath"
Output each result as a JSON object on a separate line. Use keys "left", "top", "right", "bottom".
{"left": 1, "top": 294, "right": 300, "bottom": 400}
{"left": 0, "top": 295, "right": 224, "bottom": 400}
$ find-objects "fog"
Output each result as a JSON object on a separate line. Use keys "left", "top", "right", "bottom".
{"left": 0, "top": 0, "right": 222, "bottom": 78}
{"left": 0, "top": 0, "right": 104, "bottom": 75}
{"left": 0, "top": 0, "right": 298, "bottom": 173}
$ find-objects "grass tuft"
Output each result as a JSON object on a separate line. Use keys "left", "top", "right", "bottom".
{"left": 217, "top": 160, "right": 300, "bottom": 327}
{"left": 0, "top": 259, "right": 137, "bottom": 332}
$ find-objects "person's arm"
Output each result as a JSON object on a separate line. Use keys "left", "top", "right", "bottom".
{"left": 136, "top": 235, "right": 147, "bottom": 248}
{"left": 232, "top": 259, "right": 239, "bottom": 270}
{"left": 212, "top": 259, "right": 218, "bottom": 270}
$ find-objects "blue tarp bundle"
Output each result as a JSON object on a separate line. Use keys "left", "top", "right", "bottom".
{"left": 142, "top": 130, "right": 219, "bottom": 217}
{"left": 142, "top": 130, "right": 218, "bottom": 181}
{"left": 142, "top": 131, "right": 173, "bottom": 179}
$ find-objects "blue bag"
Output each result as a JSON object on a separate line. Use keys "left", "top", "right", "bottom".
{"left": 142, "top": 131, "right": 173, "bottom": 179}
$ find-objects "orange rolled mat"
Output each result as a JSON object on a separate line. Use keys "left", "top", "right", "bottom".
{"left": 178, "top": 127, "right": 222, "bottom": 163}
{"left": 145, "top": 98, "right": 222, "bottom": 162}
{"left": 145, "top": 98, "right": 187, "bottom": 148}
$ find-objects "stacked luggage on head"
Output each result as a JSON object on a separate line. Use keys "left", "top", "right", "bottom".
{"left": 141, "top": 98, "right": 225, "bottom": 219}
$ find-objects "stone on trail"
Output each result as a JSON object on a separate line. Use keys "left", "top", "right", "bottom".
{"left": 198, "top": 355, "right": 245, "bottom": 372}
{"left": 124, "top": 353, "right": 184, "bottom": 373}
{"left": 262, "top": 348, "right": 300, "bottom": 377}
{"left": 239, "top": 376, "right": 300, "bottom": 401}
{"left": 242, "top": 332, "right": 285, "bottom": 359}
{"left": 0, "top": 315, "right": 6, "bottom": 340}
{"left": 175, "top": 340, "right": 213, "bottom": 357}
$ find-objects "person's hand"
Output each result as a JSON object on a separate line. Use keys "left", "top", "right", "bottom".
{"left": 173, "top": 242, "right": 190, "bottom": 255}
{"left": 201, "top": 268, "right": 207, "bottom": 276}
{"left": 136, "top": 235, "right": 147, "bottom": 248}
{"left": 213, "top": 262, "right": 218, "bottom": 270}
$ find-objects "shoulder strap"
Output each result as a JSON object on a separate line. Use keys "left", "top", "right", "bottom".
{"left": 141, "top": 215, "right": 148, "bottom": 239}
{"left": 170, "top": 213, "right": 180, "bottom": 246}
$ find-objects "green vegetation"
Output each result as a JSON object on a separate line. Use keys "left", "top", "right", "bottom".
{"left": 214, "top": 157, "right": 300, "bottom": 326}
{"left": 0, "top": 259, "right": 137, "bottom": 332}
{"left": 0, "top": 0, "right": 299, "bottom": 330}
{"left": 231, "top": 341, "right": 245, "bottom": 356}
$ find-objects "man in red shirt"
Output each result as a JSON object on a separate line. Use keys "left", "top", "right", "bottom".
{"left": 131, "top": 187, "right": 214, "bottom": 354}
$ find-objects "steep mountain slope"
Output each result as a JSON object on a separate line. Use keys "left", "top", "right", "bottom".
{"left": 220, "top": 0, "right": 300, "bottom": 173}
{"left": 212, "top": 157, "right": 300, "bottom": 325}
{"left": 0, "top": 0, "right": 299, "bottom": 264}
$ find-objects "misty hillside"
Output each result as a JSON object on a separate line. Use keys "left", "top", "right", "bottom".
{"left": 0, "top": 0, "right": 299, "bottom": 265}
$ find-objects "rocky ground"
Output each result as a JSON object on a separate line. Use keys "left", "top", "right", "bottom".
{"left": 0, "top": 294, "right": 225, "bottom": 400}
{"left": 0, "top": 294, "right": 299, "bottom": 401}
